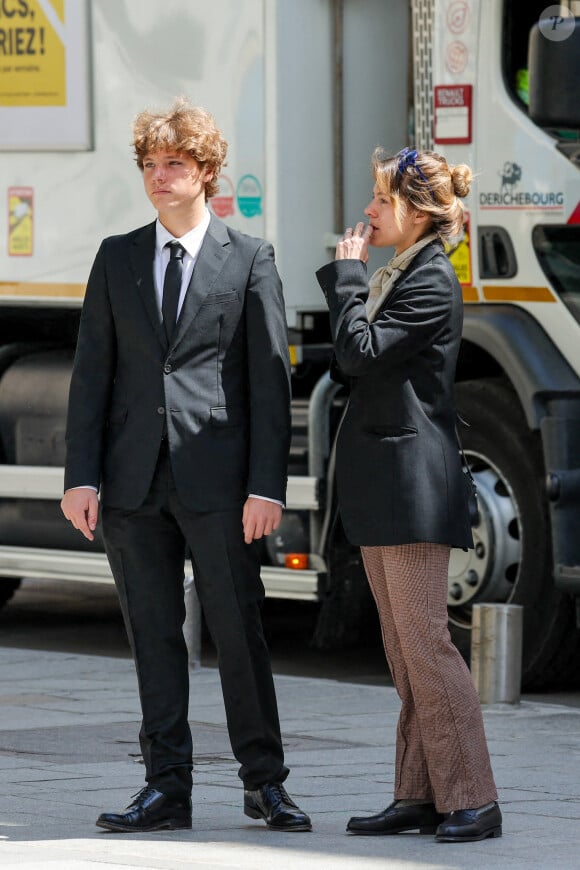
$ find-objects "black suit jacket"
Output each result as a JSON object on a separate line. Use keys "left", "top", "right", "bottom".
{"left": 65, "top": 215, "right": 291, "bottom": 511}
{"left": 316, "top": 239, "right": 473, "bottom": 549}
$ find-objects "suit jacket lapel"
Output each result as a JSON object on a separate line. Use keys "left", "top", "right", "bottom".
{"left": 171, "top": 214, "right": 231, "bottom": 351}
{"left": 128, "top": 222, "right": 167, "bottom": 350}
{"left": 389, "top": 239, "right": 445, "bottom": 301}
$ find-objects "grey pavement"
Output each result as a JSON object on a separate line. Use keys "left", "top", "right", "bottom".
{"left": 0, "top": 646, "right": 579, "bottom": 869}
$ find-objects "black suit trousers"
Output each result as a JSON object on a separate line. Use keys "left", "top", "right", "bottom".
{"left": 101, "top": 444, "right": 288, "bottom": 797}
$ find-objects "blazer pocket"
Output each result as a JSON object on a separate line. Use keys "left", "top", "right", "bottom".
{"left": 367, "top": 425, "right": 418, "bottom": 438}
{"left": 210, "top": 405, "right": 245, "bottom": 428}
{"left": 201, "top": 290, "right": 238, "bottom": 306}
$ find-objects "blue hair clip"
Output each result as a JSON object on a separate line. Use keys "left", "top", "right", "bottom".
{"left": 397, "top": 147, "right": 429, "bottom": 183}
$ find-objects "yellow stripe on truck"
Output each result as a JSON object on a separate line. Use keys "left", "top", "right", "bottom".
{"left": 461, "top": 286, "right": 479, "bottom": 302}
{"left": 482, "top": 286, "right": 556, "bottom": 303}
{"left": 0, "top": 282, "right": 86, "bottom": 298}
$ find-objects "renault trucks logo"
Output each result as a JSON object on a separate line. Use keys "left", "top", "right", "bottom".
{"left": 480, "top": 162, "right": 564, "bottom": 211}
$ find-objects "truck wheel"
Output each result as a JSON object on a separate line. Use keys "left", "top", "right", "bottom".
{"left": 0, "top": 578, "right": 21, "bottom": 610}
{"left": 313, "top": 515, "right": 379, "bottom": 649}
{"left": 451, "top": 378, "right": 579, "bottom": 689}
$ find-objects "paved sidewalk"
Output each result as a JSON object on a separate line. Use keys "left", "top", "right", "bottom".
{"left": 0, "top": 646, "right": 579, "bottom": 869}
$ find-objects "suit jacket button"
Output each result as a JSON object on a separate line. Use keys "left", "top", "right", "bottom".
{"left": 163, "top": 364, "right": 172, "bottom": 374}
{"left": 157, "top": 406, "right": 165, "bottom": 415}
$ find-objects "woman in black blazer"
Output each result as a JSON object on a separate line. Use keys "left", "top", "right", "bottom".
{"left": 317, "top": 148, "right": 501, "bottom": 843}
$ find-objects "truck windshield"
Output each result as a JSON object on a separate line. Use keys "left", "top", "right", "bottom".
{"left": 502, "top": 1, "right": 546, "bottom": 113}
{"left": 503, "top": 1, "right": 580, "bottom": 142}
{"left": 533, "top": 225, "right": 580, "bottom": 322}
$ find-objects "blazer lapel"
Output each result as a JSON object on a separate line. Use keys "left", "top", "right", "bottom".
{"left": 129, "top": 222, "right": 167, "bottom": 350}
{"left": 388, "top": 239, "right": 445, "bottom": 301}
{"left": 171, "top": 215, "right": 231, "bottom": 351}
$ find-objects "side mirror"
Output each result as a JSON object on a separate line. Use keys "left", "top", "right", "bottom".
{"left": 528, "top": 17, "right": 580, "bottom": 129}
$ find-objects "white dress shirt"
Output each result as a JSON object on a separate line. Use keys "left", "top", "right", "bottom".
{"left": 153, "top": 210, "right": 210, "bottom": 315}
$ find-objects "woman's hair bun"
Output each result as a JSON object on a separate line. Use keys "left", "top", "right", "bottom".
{"left": 451, "top": 163, "right": 472, "bottom": 198}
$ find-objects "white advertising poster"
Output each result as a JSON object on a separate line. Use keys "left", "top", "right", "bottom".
{"left": 0, "top": 0, "right": 92, "bottom": 150}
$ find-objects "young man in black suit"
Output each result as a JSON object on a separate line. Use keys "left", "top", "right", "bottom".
{"left": 61, "top": 98, "right": 311, "bottom": 834}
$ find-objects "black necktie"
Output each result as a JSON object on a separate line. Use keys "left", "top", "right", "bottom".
{"left": 162, "top": 241, "right": 185, "bottom": 343}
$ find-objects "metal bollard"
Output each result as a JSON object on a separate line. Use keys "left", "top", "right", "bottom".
{"left": 471, "top": 603, "right": 523, "bottom": 704}
{"left": 183, "top": 574, "right": 202, "bottom": 669}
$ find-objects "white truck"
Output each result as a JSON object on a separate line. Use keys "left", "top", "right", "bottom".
{"left": 0, "top": 0, "right": 579, "bottom": 688}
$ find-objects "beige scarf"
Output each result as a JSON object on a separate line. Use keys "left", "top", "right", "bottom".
{"left": 365, "top": 232, "right": 438, "bottom": 323}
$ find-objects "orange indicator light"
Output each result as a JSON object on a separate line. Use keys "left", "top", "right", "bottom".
{"left": 285, "top": 553, "right": 309, "bottom": 570}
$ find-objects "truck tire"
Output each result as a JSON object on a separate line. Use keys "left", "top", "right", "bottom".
{"left": 0, "top": 578, "right": 21, "bottom": 610}
{"left": 451, "top": 378, "right": 579, "bottom": 689}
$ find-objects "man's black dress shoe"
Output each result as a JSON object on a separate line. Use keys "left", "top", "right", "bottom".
{"left": 435, "top": 801, "right": 502, "bottom": 842}
{"left": 96, "top": 786, "right": 192, "bottom": 833}
{"left": 244, "top": 782, "right": 312, "bottom": 831}
{"left": 347, "top": 801, "right": 444, "bottom": 835}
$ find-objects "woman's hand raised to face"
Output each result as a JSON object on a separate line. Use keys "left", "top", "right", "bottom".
{"left": 335, "top": 221, "right": 373, "bottom": 262}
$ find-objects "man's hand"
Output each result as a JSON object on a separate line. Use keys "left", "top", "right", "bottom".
{"left": 242, "top": 497, "right": 282, "bottom": 545}
{"left": 335, "top": 221, "right": 372, "bottom": 261}
{"left": 61, "top": 488, "right": 99, "bottom": 542}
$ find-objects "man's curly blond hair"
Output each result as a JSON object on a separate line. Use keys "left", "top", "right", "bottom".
{"left": 132, "top": 97, "right": 228, "bottom": 199}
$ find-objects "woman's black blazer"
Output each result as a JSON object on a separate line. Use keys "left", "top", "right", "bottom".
{"left": 316, "top": 239, "right": 473, "bottom": 549}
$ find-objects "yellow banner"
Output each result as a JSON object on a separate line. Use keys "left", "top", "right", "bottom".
{"left": 8, "top": 186, "right": 34, "bottom": 256}
{"left": 0, "top": 0, "right": 66, "bottom": 106}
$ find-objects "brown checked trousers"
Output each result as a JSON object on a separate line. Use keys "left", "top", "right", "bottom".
{"left": 361, "top": 542, "right": 498, "bottom": 813}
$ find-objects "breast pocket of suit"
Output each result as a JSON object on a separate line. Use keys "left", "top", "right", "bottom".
{"left": 196, "top": 290, "right": 241, "bottom": 348}
{"left": 200, "top": 289, "right": 239, "bottom": 307}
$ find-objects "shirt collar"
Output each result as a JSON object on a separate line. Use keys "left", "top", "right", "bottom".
{"left": 155, "top": 208, "right": 211, "bottom": 258}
